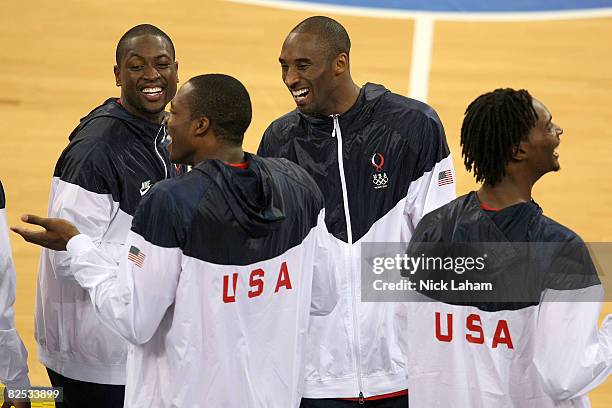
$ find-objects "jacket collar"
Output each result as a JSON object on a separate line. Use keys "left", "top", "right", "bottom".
{"left": 71, "top": 98, "right": 163, "bottom": 141}
{"left": 295, "top": 83, "right": 389, "bottom": 136}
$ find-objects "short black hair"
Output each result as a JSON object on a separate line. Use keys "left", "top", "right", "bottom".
{"left": 291, "top": 16, "right": 351, "bottom": 59}
{"left": 185, "top": 74, "right": 252, "bottom": 145}
{"left": 116, "top": 24, "right": 175, "bottom": 65}
{"left": 461, "top": 88, "right": 539, "bottom": 186}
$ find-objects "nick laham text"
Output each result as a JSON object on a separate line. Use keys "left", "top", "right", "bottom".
{"left": 373, "top": 279, "right": 493, "bottom": 292}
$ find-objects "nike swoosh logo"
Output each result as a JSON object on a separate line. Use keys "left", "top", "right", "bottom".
{"left": 140, "top": 185, "right": 151, "bottom": 196}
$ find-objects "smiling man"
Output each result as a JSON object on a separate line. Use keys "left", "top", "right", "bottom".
{"left": 34, "top": 24, "right": 179, "bottom": 408}
{"left": 14, "top": 74, "right": 337, "bottom": 407}
{"left": 258, "top": 16, "right": 456, "bottom": 407}
{"left": 398, "top": 88, "right": 612, "bottom": 406}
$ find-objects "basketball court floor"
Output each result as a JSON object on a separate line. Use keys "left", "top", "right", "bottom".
{"left": 1, "top": 0, "right": 611, "bottom": 405}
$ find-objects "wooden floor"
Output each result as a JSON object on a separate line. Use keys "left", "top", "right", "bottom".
{"left": 1, "top": 0, "right": 610, "bottom": 405}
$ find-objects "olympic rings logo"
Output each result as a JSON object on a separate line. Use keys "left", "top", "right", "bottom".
{"left": 372, "top": 173, "right": 388, "bottom": 187}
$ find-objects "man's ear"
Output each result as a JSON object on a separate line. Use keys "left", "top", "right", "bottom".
{"left": 194, "top": 116, "right": 210, "bottom": 137}
{"left": 513, "top": 141, "right": 528, "bottom": 161}
{"left": 114, "top": 65, "right": 121, "bottom": 87}
{"left": 335, "top": 53, "right": 349, "bottom": 76}
{"left": 175, "top": 60, "right": 179, "bottom": 83}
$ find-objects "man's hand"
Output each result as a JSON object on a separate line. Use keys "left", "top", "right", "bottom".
{"left": 11, "top": 214, "right": 80, "bottom": 251}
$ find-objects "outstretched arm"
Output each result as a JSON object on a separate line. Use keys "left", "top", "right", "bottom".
{"left": 13, "top": 201, "right": 181, "bottom": 345}
{"left": 11, "top": 214, "right": 79, "bottom": 251}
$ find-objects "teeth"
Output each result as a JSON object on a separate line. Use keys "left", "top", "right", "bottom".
{"left": 291, "top": 88, "right": 309, "bottom": 97}
{"left": 142, "top": 87, "right": 162, "bottom": 94}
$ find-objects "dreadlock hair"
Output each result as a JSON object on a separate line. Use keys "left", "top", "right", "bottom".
{"left": 291, "top": 16, "right": 351, "bottom": 61}
{"left": 185, "top": 74, "right": 252, "bottom": 146}
{"left": 116, "top": 24, "right": 175, "bottom": 65}
{"left": 461, "top": 88, "right": 538, "bottom": 186}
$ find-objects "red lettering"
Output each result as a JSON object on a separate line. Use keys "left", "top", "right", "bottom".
{"left": 466, "top": 314, "right": 484, "bottom": 344}
{"left": 435, "top": 312, "right": 453, "bottom": 342}
{"left": 224, "top": 262, "right": 292, "bottom": 303}
{"left": 274, "top": 261, "right": 292, "bottom": 293}
{"left": 492, "top": 320, "right": 514, "bottom": 349}
{"left": 248, "top": 268, "right": 265, "bottom": 298}
{"left": 223, "top": 273, "right": 238, "bottom": 303}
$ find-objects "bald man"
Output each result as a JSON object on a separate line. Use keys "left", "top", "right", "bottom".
{"left": 258, "top": 15, "right": 456, "bottom": 407}
{"left": 35, "top": 24, "right": 179, "bottom": 407}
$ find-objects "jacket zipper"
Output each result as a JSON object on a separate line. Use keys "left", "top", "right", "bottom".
{"left": 331, "top": 114, "right": 364, "bottom": 400}
{"left": 154, "top": 124, "right": 169, "bottom": 179}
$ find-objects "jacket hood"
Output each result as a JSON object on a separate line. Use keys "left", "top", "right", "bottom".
{"left": 194, "top": 153, "right": 286, "bottom": 238}
{"left": 70, "top": 98, "right": 162, "bottom": 141}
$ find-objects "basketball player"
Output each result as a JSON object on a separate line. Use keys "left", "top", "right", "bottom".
{"left": 259, "top": 16, "right": 456, "bottom": 406}
{"left": 398, "top": 88, "right": 612, "bottom": 407}
{"left": 34, "top": 24, "right": 179, "bottom": 407}
{"left": 13, "top": 74, "right": 338, "bottom": 407}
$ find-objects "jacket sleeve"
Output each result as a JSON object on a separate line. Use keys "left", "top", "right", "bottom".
{"left": 0, "top": 184, "right": 31, "bottom": 390}
{"left": 533, "top": 286, "right": 612, "bottom": 400}
{"left": 65, "top": 185, "right": 182, "bottom": 345}
{"left": 403, "top": 114, "right": 456, "bottom": 236}
{"left": 310, "top": 209, "right": 338, "bottom": 316}
{"left": 47, "top": 138, "right": 121, "bottom": 280}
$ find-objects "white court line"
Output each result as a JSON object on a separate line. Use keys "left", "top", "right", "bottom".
{"left": 228, "top": 0, "right": 612, "bottom": 102}
{"left": 227, "top": 0, "right": 612, "bottom": 21}
{"left": 408, "top": 16, "right": 434, "bottom": 102}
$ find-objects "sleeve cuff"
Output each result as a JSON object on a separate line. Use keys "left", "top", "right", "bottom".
{"left": 66, "top": 234, "right": 96, "bottom": 256}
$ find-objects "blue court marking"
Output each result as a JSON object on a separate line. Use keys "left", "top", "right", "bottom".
{"left": 284, "top": 0, "right": 612, "bottom": 12}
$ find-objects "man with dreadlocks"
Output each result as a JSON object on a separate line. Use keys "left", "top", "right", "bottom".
{"left": 396, "top": 88, "right": 612, "bottom": 406}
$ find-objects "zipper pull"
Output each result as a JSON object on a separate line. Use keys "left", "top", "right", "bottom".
{"left": 331, "top": 114, "right": 339, "bottom": 138}
{"left": 358, "top": 392, "right": 365, "bottom": 405}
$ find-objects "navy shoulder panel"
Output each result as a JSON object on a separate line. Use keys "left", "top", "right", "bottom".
{"left": 362, "top": 83, "right": 441, "bottom": 130}
{"left": 408, "top": 195, "right": 600, "bottom": 311}
{"left": 0, "top": 179, "right": 5, "bottom": 210}
{"left": 260, "top": 157, "right": 324, "bottom": 207}
{"left": 411, "top": 202, "right": 449, "bottom": 241}
{"left": 131, "top": 171, "right": 208, "bottom": 248}
{"left": 411, "top": 195, "right": 470, "bottom": 243}
{"left": 54, "top": 113, "right": 170, "bottom": 219}
{"left": 375, "top": 91, "right": 450, "bottom": 177}
{"left": 537, "top": 214, "right": 582, "bottom": 243}
{"left": 379, "top": 90, "right": 439, "bottom": 121}
{"left": 54, "top": 118, "right": 123, "bottom": 198}
{"left": 536, "top": 215, "right": 601, "bottom": 290}
{"left": 183, "top": 157, "right": 323, "bottom": 265}
{"left": 267, "top": 109, "right": 301, "bottom": 132}
{"left": 258, "top": 110, "right": 302, "bottom": 157}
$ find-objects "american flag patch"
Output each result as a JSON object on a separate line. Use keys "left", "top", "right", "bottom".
{"left": 437, "top": 170, "right": 454, "bottom": 186}
{"left": 128, "top": 246, "right": 146, "bottom": 268}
